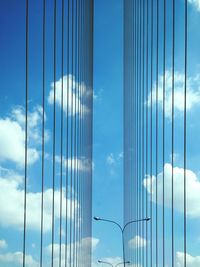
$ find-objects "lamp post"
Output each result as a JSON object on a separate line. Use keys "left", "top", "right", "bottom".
{"left": 94, "top": 217, "right": 150, "bottom": 267}
{"left": 98, "top": 260, "right": 131, "bottom": 267}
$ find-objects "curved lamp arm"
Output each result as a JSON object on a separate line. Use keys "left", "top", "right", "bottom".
{"left": 98, "top": 260, "right": 114, "bottom": 267}
{"left": 122, "top": 217, "right": 150, "bottom": 232}
{"left": 115, "top": 261, "right": 130, "bottom": 267}
{"left": 94, "top": 217, "right": 123, "bottom": 232}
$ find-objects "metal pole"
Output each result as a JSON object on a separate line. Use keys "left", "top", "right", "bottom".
{"left": 121, "top": 229, "right": 125, "bottom": 267}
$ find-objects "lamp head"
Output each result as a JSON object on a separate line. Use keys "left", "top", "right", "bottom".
{"left": 146, "top": 217, "right": 151, "bottom": 221}
{"left": 94, "top": 216, "right": 101, "bottom": 221}
{"left": 98, "top": 260, "right": 102, "bottom": 263}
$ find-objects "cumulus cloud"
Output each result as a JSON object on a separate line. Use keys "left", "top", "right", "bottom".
{"left": 46, "top": 237, "right": 99, "bottom": 267}
{"left": 55, "top": 155, "right": 92, "bottom": 172}
{"left": 144, "top": 163, "right": 200, "bottom": 218}
{"left": 0, "top": 251, "right": 38, "bottom": 267}
{"left": 0, "top": 237, "right": 98, "bottom": 267}
{"left": 149, "top": 71, "right": 200, "bottom": 119}
{"left": 188, "top": 0, "right": 200, "bottom": 10}
{"left": 0, "top": 239, "right": 7, "bottom": 249}
{"left": 128, "top": 235, "right": 147, "bottom": 249}
{"left": 0, "top": 106, "right": 49, "bottom": 167}
{"left": 176, "top": 252, "right": 200, "bottom": 267}
{"left": 48, "top": 74, "right": 89, "bottom": 117}
{"left": 0, "top": 167, "right": 78, "bottom": 232}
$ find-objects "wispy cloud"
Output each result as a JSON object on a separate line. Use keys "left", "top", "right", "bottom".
{"left": 106, "top": 153, "right": 115, "bottom": 165}
{"left": 93, "top": 88, "right": 103, "bottom": 102}
{"left": 106, "top": 152, "right": 123, "bottom": 176}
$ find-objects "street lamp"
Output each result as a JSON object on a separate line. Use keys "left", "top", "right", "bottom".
{"left": 98, "top": 260, "right": 131, "bottom": 267}
{"left": 94, "top": 217, "right": 150, "bottom": 267}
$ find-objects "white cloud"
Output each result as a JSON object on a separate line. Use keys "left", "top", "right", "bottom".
{"left": 0, "top": 251, "right": 38, "bottom": 267}
{"left": 46, "top": 237, "right": 99, "bottom": 267}
{"left": 106, "top": 152, "right": 123, "bottom": 176}
{"left": 11, "top": 105, "right": 49, "bottom": 144}
{"left": 0, "top": 106, "right": 49, "bottom": 167}
{"left": 93, "top": 88, "right": 103, "bottom": 102}
{"left": 55, "top": 155, "right": 92, "bottom": 172}
{"left": 128, "top": 235, "right": 147, "bottom": 249}
{"left": 118, "top": 152, "right": 123, "bottom": 160}
{"left": 0, "top": 238, "right": 98, "bottom": 267}
{"left": 176, "top": 252, "right": 200, "bottom": 267}
{"left": 0, "top": 239, "right": 7, "bottom": 249}
{"left": 106, "top": 152, "right": 123, "bottom": 166}
{"left": 149, "top": 71, "right": 200, "bottom": 119}
{"left": 0, "top": 167, "right": 78, "bottom": 232}
{"left": 48, "top": 74, "right": 89, "bottom": 117}
{"left": 106, "top": 153, "right": 115, "bottom": 165}
{"left": 188, "top": 0, "right": 200, "bottom": 11}
{"left": 144, "top": 163, "right": 200, "bottom": 218}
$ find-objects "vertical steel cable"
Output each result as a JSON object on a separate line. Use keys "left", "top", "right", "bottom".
{"left": 77, "top": 0, "right": 83, "bottom": 264}
{"left": 137, "top": 1, "right": 140, "bottom": 264}
{"left": 155, "top": 1, "right": 159, "bottom": 267}
{"left": 142, "top": 0, "right": 145, "bottom": 265}
{"left": 79, "top": 0, "right": 83, "bottom": 262}
{"left": 135, "top": 0, "right": 138, "bottom": 264}
{"left": 184, "top": 0, "right": 187, "bottom": 266}
{"left": 73, "top": 0, "right": 78, "bottom": 265}
{"left": 59, "top": 1, "right": 65, "bottom": 266}
{"left": 51, "top": 0, "right": 57, "bottom": 266}
{"left": 146, "top": 0, "right": 149, "bottom": 266}
{"left": 65, "top": 0, "right": 70, "bottom": 266}
{"left": 123, "top": 0, "right": 126, "bottom": 260}
{"left": 75, "top": 1, "right": 80, "bottom": 265}
{"left": 69, "top": 0, "right": 74, "bottom": 264}
{"left": 131, "top": 0, "right": 133, "bottom": 260}
{"left": 171, "top": 1, "right": 175, "bottom": 267}
{"left": 162, "top": 1, "right": 166, "bottom": 267}
{"left": 23, "top": 1, "right": 29, "bottom": 266}
{"left": 40, "top": 1, "right": 46, "bottom": 266}
{"left": 150, "top": 1, "right": 153, "bottom": 266}
{"left": 139, "top": 1, "right": 142, "bottom": 265}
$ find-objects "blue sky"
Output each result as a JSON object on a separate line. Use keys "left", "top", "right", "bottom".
{"left": 92, "top": 0, "right": 123, "bottom": 263}
{"left": 1, "top": 0, "right": 200, "bottom": 267}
